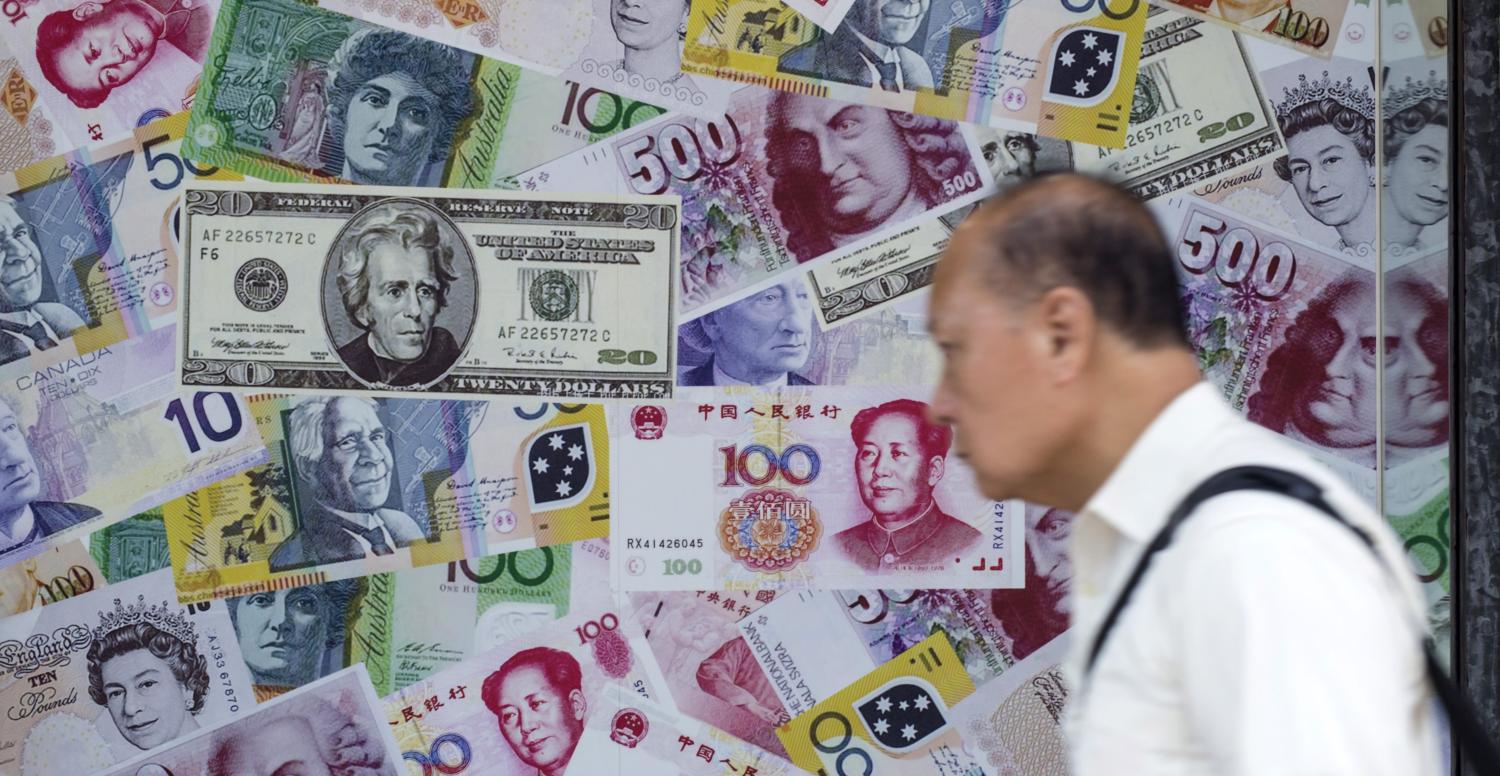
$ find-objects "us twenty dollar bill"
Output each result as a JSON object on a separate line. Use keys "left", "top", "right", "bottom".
{"left": 179, "top": 180, "right": 678, "bottom": 399}
{"left": 0, "top": 326, "right": 267, "bottom": 571}
{"left": 525, "top": 87, "right": 991, "bottom": 315}
{"left": 681, "top": 0, "right": 1147, "bottom": 148}
{"left": 162, "top": 395, "right": 610, "bottom": 603}
{"left": 0, "top": 569, "right": 256, "bottom": 775}
{"left": 183, "top": 0, "right": 666, "bottom": 188}
{"left": 776, "top": 632, "right": 986, "bottom": 774}
{"left": 102, "top": 665, "right": 401, "bottom": 776}
{"left": 612, "top": 389, "right": 1023, "bottom": 591}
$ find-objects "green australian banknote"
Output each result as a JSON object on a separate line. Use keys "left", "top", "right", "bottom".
{"left": 182, "top": 0, "right": 663, "bottom": 188}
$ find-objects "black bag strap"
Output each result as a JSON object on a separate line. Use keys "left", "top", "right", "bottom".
{"left": 1082, "top": 465, "right": 1500, "bottom": 773}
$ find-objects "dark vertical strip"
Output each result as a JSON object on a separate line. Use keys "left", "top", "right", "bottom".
{"left": 1453, "top": 0, "right": 1500, "bottom": 771}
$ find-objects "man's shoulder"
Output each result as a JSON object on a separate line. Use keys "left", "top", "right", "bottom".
{"left": 34, "top": 303, "right": 84, "bottom": 337}
{"left": 376, "top": 508, "right": 426, "bottom": 543}
{"left": 788, "top": 370, "right": 814, "bottom": 386}
{"left": 926, "top": 509, "right": 983, "bottom": 549}
{"left": 336, "top": 334, "right": 380, "bottom": 380}
{"left": 32, "top": 500, "right": 101, "bottom": 534}
{"left": 679, "top": 360, "right": 715, "bottom": 386}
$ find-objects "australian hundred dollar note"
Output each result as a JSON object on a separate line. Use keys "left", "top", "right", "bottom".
{"left": 101, "top": 665, "right": 402, "bottom": 776}
{"left": 0, "top": 325, "right": 266, "bottom": 570}
{"left": 178, "top": 180, "right": 679, "bottom": 400}
{"left": 0, "top": 568, "right": 257, "bottom": 775}
{"left": 182, "top": 0, "right": 668, "bottom": 188}
{"left": 679, "top": 0, "right": 1147, "bottom": 148}
{"left": 311, "top": 0, "right": 737, "bottom": 117}
{"left": 612, "top": 388, "right": 1024, "bottom": 591}
{"left": 525, "top": 86, "right": 992, "bottom": 315}
{"left": 161, "top": 395, "right": 610, "bottom": 603}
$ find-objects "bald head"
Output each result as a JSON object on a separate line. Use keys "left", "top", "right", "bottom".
{"left": 941, "top": 174, "right": 1189, "bottom": 349}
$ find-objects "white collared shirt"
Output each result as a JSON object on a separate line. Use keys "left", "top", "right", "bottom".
{"left": 1064, "top": 382, "right": 1440, "bottom": 776}
{"left": 0, "top": 309, "right": 59, "bottom": 352}
{"left": 0, "top": 504, "right": 35, "bottom": 554}
{"left": 849, "top": 28, "right": 906, "bottom": 91}
{"left": 323, "top": 504, "right": 397, "bottom": 554}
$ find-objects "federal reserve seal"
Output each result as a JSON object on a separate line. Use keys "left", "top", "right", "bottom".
{"left": 528, "top": 270, "right": 578, "bottom": 322}
{"left": 718, "top": 488, "right": 821, "bottom": 573}
{"left": 234, "top": 258, "right": 288, "bottom": 312}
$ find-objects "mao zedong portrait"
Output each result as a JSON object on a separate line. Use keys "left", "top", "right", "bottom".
{"left": 762, "top": 93, "right": 971, "bottom": 263}
{"left": 0, "top": 196, "right": 87, "bottom": 366}
{"left": 679, "top": 280, "right": 815, "bottom": 387}
{"left": 269, "top": 396, "right": 426, "bottom": 571}
{"left": 332, "top": 203, "right": 466, "bottom": 387}
{"left": 0, "top": 395, "right": 99, "bottom": 558}
{"left": 483, "top": 647, "right": 588, "bottom": 776}
{"left": 35, "top": 0, "right": 211, "bottom": 109}
{"left": 779, "top": 0, "right": 934, "bottom": 91}
{"left": 324, "top": 28, "right": 477, "bottom": 186}
{"left": 834, "top": 398, "right": 982, "bottom": 570}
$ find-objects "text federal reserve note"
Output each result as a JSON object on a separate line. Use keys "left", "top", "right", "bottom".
{"left": 179, "top": 180, "right": 678, "bottom": 399}
{"left": 525, "top": 88, "right": 990, "bottom": 315}
{"left": 0, "top": 569, "right": 255, "bottom": 775}
{"left": 0, "top": 0, "right": 220, "bottom": 145}
{"left": 0, "top": 328, "right": 267, "bottom": 570}
{"left": 101, "top": 665, "right": 400, "bottom": 776}
{"left": 183, "top": 0, "right": 667, "bottom": 187}
{"left": 612, "top": 390, "right": 1023, "bottom": 591}
{"left": 680, "top": 0, "right": 1147, "bottom": 147}
{"left": 163, "top": 396, "right": 609, "bottom": 603}
{"left": 776, "top": 633, "right": 986, "bottom": 775}
{"left": 314, "top": 0, "right": 736, "bottom": 117}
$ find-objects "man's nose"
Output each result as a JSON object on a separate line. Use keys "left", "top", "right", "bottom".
{"left": 0, "top": 436, "right": 27, "bottom": 468}
{"left": 399, "top": 291, "right": 422, "bottom": 318}
{"left": 815, "top": 135, "right": 845, "bottom": 177}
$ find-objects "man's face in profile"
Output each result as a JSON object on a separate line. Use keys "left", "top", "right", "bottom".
{"left": 776, "top": 95, "right": 915, "bottom": 234}
{"left": 495, "top": 665, "right": 585, "bottom": 773}
{"left": 216, "top": 716, "right": 333, "bottom": 776}
{"left": 0, "top": 401, "right": 39, "bottom": 518}
{"left": 0, "top": 202, "right": 44, "bottom": 312}
{"left": 611, "top": 0, "right": 685, "bottom": 52}
{"left": 49, "top": 0, "right": 163, "bottom": 100}
{"left": 703, "top": 281, "right": 812, "bottom": 383}
{"left": 1301, "top": 295, "right": 1378, "bottom": 448}
{"left": 359, "top": 242, "right": 441, "bottom": 362}
{"left": 315, "top": 398, "right": 394, "bottom": 512}
{"left": 851, "top": 0, "right": 930, "bottom": 47}
{"left": 855, "top": 411, "right": 938, "bottom": 524}
{"left": 342, "top": 72, "right": 439, "bottom": 185}
{"left": 1026, "top": 507, "right": 1074, "bottom": 615}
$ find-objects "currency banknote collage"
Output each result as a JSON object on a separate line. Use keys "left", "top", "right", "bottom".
{"left": 0, "top": 0, "right": 1449, "bottom": 772}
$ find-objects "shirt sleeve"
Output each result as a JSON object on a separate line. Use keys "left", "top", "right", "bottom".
{"left": 1170, "top": 506, "right": 1436, "bottom": 776}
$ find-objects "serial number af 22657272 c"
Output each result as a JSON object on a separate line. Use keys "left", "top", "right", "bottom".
{"left": 498, "top": 325, "right": 610, "bottom": 343}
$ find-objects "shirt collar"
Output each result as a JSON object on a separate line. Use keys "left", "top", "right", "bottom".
{"left": 1079, "top": 382, "right": 1233, "bottom": 543}
{"left": 849, "top": 28, "right": 899, "bottom": 64}
{"left": 865, "top": 500, "right": 941, "bottom": 556}
{"left": 0, "top": 504, "right": 35, "bottom": 546}
{"left": 321, "top": 503, "right": 380, "bottom": 531}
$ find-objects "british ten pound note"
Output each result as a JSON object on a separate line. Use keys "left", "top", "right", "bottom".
{"left": 162, "top": 396, "right": 610, "bottom": 603}
{"left": 183, "top": 0, "right": 668, "bottom": 187}
{"left": 612, "top": 389, "right": 1024, "bottom": 591}
{"left": 178, "top": 180, "right": 678, "bottom": 399}
{"left": 100, "top": 665, "right": 401, "bottom": 776}
{"left": 524, "top": 87, "right": 992, "bottom": 315}
{"left": 0, "top": 568, "right": 256, "bottom": 775}
{"left": 0, "top": 0, "right": 220, "bottom": 146}
{"left": 679, "top": 0, "right": 1148, "bottom": 147}
{"left": 0, "top": 327, "right": 267, "bottom": 571}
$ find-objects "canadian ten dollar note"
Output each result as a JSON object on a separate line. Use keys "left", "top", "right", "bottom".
{"left": 178, "top": 180, "right": 678, "bottom": 399}
{"left": 681, "top": 0, "right": 1147, "bottom": 147}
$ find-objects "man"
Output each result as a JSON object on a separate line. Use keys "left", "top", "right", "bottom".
{"left": 779, "top": 0, "right": 935, "bottom": 91}
{"left": 269, "top": 396, "right": 425, "bottom": 570}
{"left": 0, "top": 396, "right": 98, "bottom": 557}
{"left": 324, "top": 28, "right": 478, "bottom": 185}
{"left": 0, "top": 197, "right": 86, "bottom": 365}
{"left": 679, "top": 280, "right": 815, "bottom": 386}
{"left": 482, "top": 647, "right": 587, "bottom": 776}
{"left": 988, "top": 506, "right": 1073, "bottom": 659}
{"left": 928, "top": 173, "right": 1438, "bottom": 774}
{"left": 35, "top": 0, "right": 212, "bottom": 110}
{"left": 332, "top": 204, "right": 464, "bottom": 387}
{"left": 833, "top": 398, "right": 981, "bottom": 571}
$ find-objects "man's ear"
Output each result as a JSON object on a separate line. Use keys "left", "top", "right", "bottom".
{"left": 698, "top": 310, "right": 721, "bottom": 344}
{"left": 568, "top": 688, "right": 586, "bottom": 722}
{"left": 926, "top": 454, "right": 946, "bottom": 486}
{"left": 1032, "top": 286, "right": 1094, "bottom": 384}
{"left": 71, "top": 1, "right": 103, "bottom": 19}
